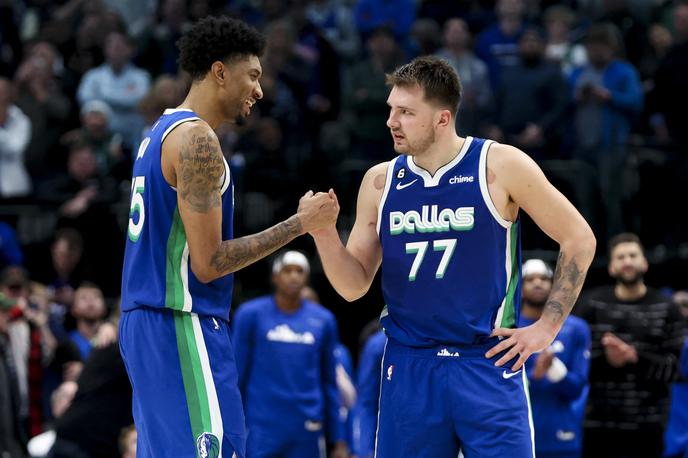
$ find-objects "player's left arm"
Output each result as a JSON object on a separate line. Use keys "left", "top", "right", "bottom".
{"left": 486, "top": 144, "right": 596, "bottom": 370}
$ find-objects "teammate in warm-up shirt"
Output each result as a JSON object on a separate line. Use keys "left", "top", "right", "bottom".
{"left": 352, "top": 330, "right": 386, "bottom": 458}
{"left": 232, "top": 251, "right": 348, "bottom": 458}
{"left": 311, "top": 56, "right": 595, "bottom": 457}
{"left": 518, "top": 259, "right": 591, "bottom": 458}
{"left": 664, "top": 338, "right": 688, "bottom": 458}
{"left": 119, "top": 17, "right": 337, "bottom": 458}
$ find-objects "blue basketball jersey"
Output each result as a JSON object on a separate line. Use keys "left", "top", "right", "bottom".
{"left": 121, "top": 109, "right": 235, "bottom": 320}
{"left": 377, "top": 137, "right": 521, "bottom": 347}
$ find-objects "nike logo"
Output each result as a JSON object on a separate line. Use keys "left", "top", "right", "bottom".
{"left": 396, "top": 179, "right": 418, "bottom": 190}
{"left": 502, "top": 369, "right": 522, "bottom": 379}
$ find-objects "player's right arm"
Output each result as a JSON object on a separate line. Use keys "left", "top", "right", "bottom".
{"left": 164, "top": 122, "right": 336, "bottom": 283}
{"left": 311, "top": 162, "right": 388, "bottom": 302}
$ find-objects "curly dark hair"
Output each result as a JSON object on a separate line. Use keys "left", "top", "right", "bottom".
{"left": 386, "top": 56, "right": 462, "bottom": 115}
{"left": 177, "top": 16, "right": 266, "bottom": 80}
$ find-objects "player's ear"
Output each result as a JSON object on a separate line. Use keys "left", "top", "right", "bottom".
{"left": 436, "top": 109, "right": 452, "bottom": 128}
{"left": 211, "top": 61, "right": 226, "bottom": 85}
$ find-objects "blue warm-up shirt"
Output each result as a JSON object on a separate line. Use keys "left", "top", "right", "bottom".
{"left": 232, "top": 296, "right": 344, "bottom": 442}
{"left": 519, "top": 314, "right": 591, "bottom": 455}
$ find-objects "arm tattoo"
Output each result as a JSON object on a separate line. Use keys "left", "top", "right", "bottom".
{"left": 210, "top": 216, "right": 303, "bottom": 275}
{"left": 542, "top": 251, "right": 588, "bottom": 326}
{"left": 178, "top": 130, "right": 224, "bottom": 213}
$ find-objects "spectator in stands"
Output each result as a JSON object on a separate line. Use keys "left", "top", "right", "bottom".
{"left": 488, "top": 26, "right": 568, "bottom": 160}
{"left": 65, "top": 283, "right": 107, "bottom": 361}
{"left": 137, "top": 0, "right": 191, "bottom": 76}
{"left": 519, "top": 259, "right": 591, "bottom": 458}
{"left": 62, "top": 100, "right": 126, "bottom": 178}
{"left": 543, "top": 5, "right": 587, "bottom": 75}
{"left": 38, "top": 142, "right": 119, "bottom": 218}
{"left": 138, "top": 74, "right": 187, "bottom": 131}
{"left": 232, "top": 251, "right": 349, "bottom": 458}
{"left": 307, "top": 0, "right": 361, "bottom": 61}
{"left": 1, "top": 265, "right": 56, "bottom": 438}
{"left": 14, "top": 41, "right": 71, "bottom": 185}
{"left": 353, "top": 0, "right": 416, "bottom": 42}
{"left": 476, "top": 0, "right": 527, "bottom": 89}
{"left": 577, "top": 233, "right": 686, "bottom": 458}
{"left": 288, "top": 0, "right": 342, "bottom": 125}
{"left": 409, "top": 18, "right": 442, "bottom": 57}
{"left": 436, "top": 18, "right": 492, "bottom": 137}
{"left": 570, "top": 23, "right": 643, "bottom": 238}
{"left": 0, "top": 222, "right": 24, "bottom": 269}
{"left": 0, "top": 77, "right": 32, "bottom": 199}
{"left": 49, "top": 310, "right": 132, "bottom": 458}
{"left": 344, "top": 26, "right": 402, "bottom": 161}
{"left": 0, "top": 291, "right": 27, "bottom": 457}
{"left": 77, "top": 30, "right": 151, "bottom": 149}
{"left": 652, "top": 3, "right": 688, "bottom": 150}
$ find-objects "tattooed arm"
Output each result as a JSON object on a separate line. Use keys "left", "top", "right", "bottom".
{"left": 484, "top": 143, "right": 596, "bottom": 370}
{"left": 163, "top": 122, "right": 337, "bottom": 283}
{"left": 311, "top": 162, "right": 387, "bottom": 301}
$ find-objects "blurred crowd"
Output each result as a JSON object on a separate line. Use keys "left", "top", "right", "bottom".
{"left": 1, "top": 0, "right": 688, "bottom": 456}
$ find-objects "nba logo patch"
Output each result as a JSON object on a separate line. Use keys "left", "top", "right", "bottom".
{"left": 386, "top": 365, "right": 394, "bottom": 381}
{"left": 197, "top": 432, "right": 220, "bottom": 458}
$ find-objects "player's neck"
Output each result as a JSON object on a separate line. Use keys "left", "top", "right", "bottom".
{"left": 178, "top": 85, "right": 224, "bottom": 129}
{"left": 412, "top": 134, "right": 465, "bottom": 176}
{"left": 615, "top": 282, "right": 647, "bottom": 302}
{"left": 274, "top": 293, "right": 302, "bottom": 313}
{"left": 521, "top": 303, "right": 543, "bottom": 320}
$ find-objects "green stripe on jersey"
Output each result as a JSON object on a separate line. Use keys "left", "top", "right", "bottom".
{"left": 166, "top": 209, "right": 186, "bottom": 310}
{"left": 174, "top": 312, "right": 212, "bottom": 452}
{"left": 500, "top": 222, "right": 520, "bottom": 328}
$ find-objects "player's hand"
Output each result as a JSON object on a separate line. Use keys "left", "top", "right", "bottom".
{"left": 602, "top": 332, "right": 637, "bottom": 367}
{"left": 331, "top": 441, "right": 350, "bottom": 458}
{"left": 297, "top": 189, "right": 339, "bottom": 234}
{"left": 532, "top": 350, "right": 555, "bottom": 380}
{"left": 486, "top": 319, "right": 558, "bottom": 371}
{"left": 93, "top": 321, "right": 118, "bottom": 348}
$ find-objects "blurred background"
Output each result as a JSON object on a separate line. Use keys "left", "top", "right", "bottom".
{"left": 0, "top": 0, "right": 687, "bottom": 457}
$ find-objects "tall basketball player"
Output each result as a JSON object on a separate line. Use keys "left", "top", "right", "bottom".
{"left": 311, "top": 56, "right": 596, "bottom": 457}
{"left": 119, "top": 17, "right": 337, "bottom": 458}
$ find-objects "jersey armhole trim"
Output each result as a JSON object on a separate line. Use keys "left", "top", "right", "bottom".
{"left": 376, "top": 159, "right": 397, "bottom": 236}
{"left": 478, "top": 140, "right": 512, "bottom": 229}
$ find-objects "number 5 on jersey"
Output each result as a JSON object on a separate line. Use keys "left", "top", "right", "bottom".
{"left": 405, "top": 239, "right": 457, "bottom": 281}
{"left": 128, "top": 176, "right": 145, "bottom": 242}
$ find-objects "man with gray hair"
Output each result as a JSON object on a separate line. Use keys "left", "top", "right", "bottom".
{"left": 519, "top": 259, "right": 591, "bottom": 458}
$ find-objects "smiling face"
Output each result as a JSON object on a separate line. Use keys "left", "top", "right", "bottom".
{"left": 386, "top": 84, "right": 441, "bottom": 156}
{"left": 218, "top": 54, "right": 263, "bottom": 122}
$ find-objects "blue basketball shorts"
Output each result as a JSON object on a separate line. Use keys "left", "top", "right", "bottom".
{"left": 119, "top": 307, "right": 246, "bottom": 458}
{"left": 374, "top": 337, "right": 535, "bottom": 458}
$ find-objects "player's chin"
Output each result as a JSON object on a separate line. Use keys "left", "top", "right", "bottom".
{"left": 392, "top": 144, "right": 409, "bottom": 155}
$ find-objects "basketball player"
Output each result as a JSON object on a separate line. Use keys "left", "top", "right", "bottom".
{"left": 518, "top": 259, "right": 591, "bottom": 458}
{"left": 311, "top": 56, "right": 596, "bottom": 457}
{"left": 119, "top": 17, "right": 337, "bottom": 458}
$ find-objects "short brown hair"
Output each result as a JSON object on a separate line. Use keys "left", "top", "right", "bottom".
{"left": 385, "top": 56, "right": 462, "bottom": 115}
{"left": 608, "top": 232, "right": 644, "bottom": 258}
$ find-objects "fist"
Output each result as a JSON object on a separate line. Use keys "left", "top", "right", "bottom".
{"left": 297, "top": 189, "right": 339, "bottom": 234}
